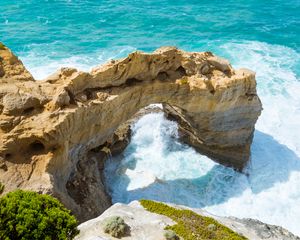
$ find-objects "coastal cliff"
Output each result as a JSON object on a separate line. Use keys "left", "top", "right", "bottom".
{"left": 0, "top": 43, "right": 262, "bottom": 221}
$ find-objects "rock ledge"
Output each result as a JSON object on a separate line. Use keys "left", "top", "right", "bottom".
{"left": 76, "top": 201, "right": 299, "bottom": 240}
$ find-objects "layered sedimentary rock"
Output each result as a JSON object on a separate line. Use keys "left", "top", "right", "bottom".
{"left": 0, "top": 43, "right": 262, "bottom": 221}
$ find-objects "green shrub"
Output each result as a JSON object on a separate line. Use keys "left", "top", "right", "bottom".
{"left": 140, "top": 200, "right": 247, "bottom": 240}
{"left": 0, "top": 190, "right": 79, "bottom": 240}
{"left": 102, "top": 216, "right": 129, "bottom": 238}
{"left": 164, "top": 229, "right": 179, "bottom": 240}
{"left": 0, "top": 182, "right": 4, "bottom": 194}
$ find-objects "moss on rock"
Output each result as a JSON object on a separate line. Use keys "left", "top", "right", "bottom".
{"left": 0, "top": 43, "right": 6, "bottom": 50}
{"left": 140, "top": 199, "right": 247, "bottom": 240}
{"left": 179, "top": 77, "right": 189, "bottom": 85}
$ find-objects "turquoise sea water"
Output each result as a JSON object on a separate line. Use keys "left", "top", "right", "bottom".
{"left": 1, "top": 0, "right": 299, "bottom": 79}
{"left": 1, "top": 0, "right": 300, "bottom": 236}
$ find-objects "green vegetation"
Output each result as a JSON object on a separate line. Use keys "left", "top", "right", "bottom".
{"left": 0, "top": 43, "right": 5, "bottom": 50}
{"left": 0, "top": 182, "right": 4, "bottom": 194}
{"left": 140, "top": 200, "right": 247, "bottom": 240}
{"left": 102, "top": 216, "right": 129, "bottom": 238}
{"left": 0, "top": 190, "right": 79, "bottom": 240}
{"left": 179, "top": 77, "right": 189, "bottom": 85}
{"left": 164, "top": 229, "right": 179, "bottom": 240}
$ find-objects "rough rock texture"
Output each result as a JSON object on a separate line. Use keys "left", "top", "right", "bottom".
{"left": 0, "top": 43, "right": 262, "bottom": 221}
{"left": 76, "top": 201, "right": 176, "bottom": 240}
{"left": 0, "top": 44, "right": 33, "bottom": 81}
{"left": 76, "top": 201, "right": 300, "bottom": 240}
{"left": 228, "top": 218, "right": 300, "bottom": 240}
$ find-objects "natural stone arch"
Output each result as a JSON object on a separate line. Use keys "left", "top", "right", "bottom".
{"left": 0, "top": 44, "right": 262, "bottom": 221}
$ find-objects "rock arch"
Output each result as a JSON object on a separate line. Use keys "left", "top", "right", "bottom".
{"left": 0, "top": 44, "right": 262, "bottom": 221}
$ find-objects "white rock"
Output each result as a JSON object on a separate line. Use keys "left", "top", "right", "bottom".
{"left": 76, "top": 201, "right": 300, "bottom": 240}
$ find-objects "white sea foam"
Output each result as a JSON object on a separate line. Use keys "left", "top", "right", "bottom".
{"left": 202, "top": 41, "right": 300, "bottom": 235}
{"left": 104, "top": 112, "right": 218, "bottom": 205}
{"left": 220, "top": 41, "right": 300, "bottom": 152}
{"left": 104, "top": 41, "right": 300, "bottom": 236}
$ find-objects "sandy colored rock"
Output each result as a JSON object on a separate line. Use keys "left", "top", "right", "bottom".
{"left": 0, "top": 43, "right": 262, "bottom": 221}
{"left": 0, "top": 44, "right": 33, "bottom": 81}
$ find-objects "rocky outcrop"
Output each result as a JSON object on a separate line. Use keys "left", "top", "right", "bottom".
{"left": 76, "top": 201, "right": 299, "bottom": 240}
{"left": 0, "top": 43, "right": 33, "bottom": 81}
{"left": 0, "top": 43, "right": 262, "bottom": 221}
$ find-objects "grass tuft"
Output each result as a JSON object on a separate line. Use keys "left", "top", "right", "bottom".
{"left": 140, "top": 199, "right": 247, "bottom": 240}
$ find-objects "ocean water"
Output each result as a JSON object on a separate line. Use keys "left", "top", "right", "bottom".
{"left": 1, "top": 0, "right": 300, "bottom": 236}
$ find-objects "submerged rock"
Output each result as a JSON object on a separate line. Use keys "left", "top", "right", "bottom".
{"left": 0, "top": 43, "right": 262, "bottom": 221}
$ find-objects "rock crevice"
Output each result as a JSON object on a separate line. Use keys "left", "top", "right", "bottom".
{"left": 0, "top": 43, "right": 262, "bottom": 221}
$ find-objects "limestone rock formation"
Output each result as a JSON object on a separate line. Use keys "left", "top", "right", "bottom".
{"left": 0, "top": 43, "right": 262, "bottom": 221}
{"left": 76, "top": 201, "right": 300, "bottom": 240}
{"left": 0, "top": 43, "right": 33, "bottom": 81}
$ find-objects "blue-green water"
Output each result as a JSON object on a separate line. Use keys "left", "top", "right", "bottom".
{"left": 1, "top": 0, "right": 299, "bottom": 78}
{"left": 1, "top": 0, "right": 300, "bottom": 236}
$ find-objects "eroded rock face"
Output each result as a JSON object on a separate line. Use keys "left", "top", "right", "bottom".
{"left": 0, "top": 43, "right": 262, "bottom": 221}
